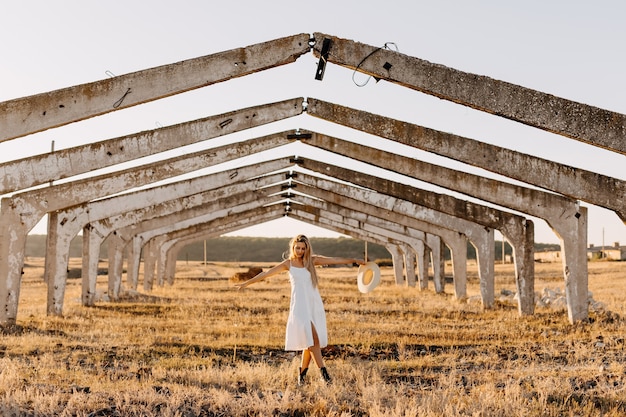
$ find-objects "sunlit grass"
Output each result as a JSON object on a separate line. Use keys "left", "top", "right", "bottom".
{"left": 1, "top": 258, "right": 625, "bottom": 416}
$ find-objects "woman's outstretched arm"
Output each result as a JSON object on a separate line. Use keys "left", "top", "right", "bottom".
{"left": 313, "top": 255, "right": 365, "bottom": 266}
{"left": 234, "top": 259, "right": 290, "bottom": 290}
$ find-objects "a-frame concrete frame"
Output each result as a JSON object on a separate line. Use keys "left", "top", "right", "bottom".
{"left": 159, "top": 207, "right": 420, "bottom": 289}
{"left": 41, "top": 149, "right": 499, "bottom": 319}
{"left": 102, "top": 173, "right": 474, "bottom": 298}
{"left": 79, "top": 157, "right": 482, "bottom": 302}
{"left": 144, "top": 202, "right": 441, "bottom": 295}
{"left": 1, "top": 33, "right": 624, "bottom": 326}
{"left": 36, "top": 128, "right": 530, "bottom": 315}
{"left": 135, "top": 190, "right": 466, "bottom": 298}
{"left": 95, "top": 157, "right": 522, "bottom": 310}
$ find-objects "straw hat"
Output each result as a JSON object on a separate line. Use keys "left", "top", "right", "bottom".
{"left": 357, "top": 262, "right": 381, "bottom": 293}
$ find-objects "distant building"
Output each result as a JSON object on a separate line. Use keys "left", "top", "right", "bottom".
{"left": 587, "top": 242, "right": 626, "bottom": 261}
{"left": 534, "top": 242, "right": 626, "bottom": 262}
{"left": 534, "top": 249, "right": 562, "bottom": 263}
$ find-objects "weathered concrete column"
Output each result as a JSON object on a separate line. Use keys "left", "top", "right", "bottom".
{"left": 447, "top": 233, "right": 468, "bottom": 300}
{"left": 107, "top": 233, "right": 127, "bottom": 300}
{"left": 414, "top": 239, "right": 428, "bottom": 290}
{"left": 165, "top": 243, "right": 180, "bottom": 285}
{"left": 0, "top": 198, "right": 44, "bottom": 325}
{"left": 143, "top": 238, "right": 161, "bottom": 291}
{"left": 402, "top": 244, "right": 417, "bottom": 287}
{"left": 559, "top": 207, "right": 589, "bottom": 322}
{"left": 81, "top": 225, "right": 106, "bottom": 306}
{"left": 430, "top": 236, "right": 446, "bottom": 293}
{"left": 155, "top": 240, "right": 175, "bottom": 286}
{"left": 507, "top": 220, "right": 536, "bottom": 316}
{"left": 384, "top": 244, "right": 404, "bottom": 285}
{"left": 164, "top": 242, "right": 179, "bottom": 286}
{"left": 126, "top": 236, "right": 144, "bottom": 290}
{"left": 476, "top": 228, "right": 496, "bottom": 309}
{"left": 45, "top": 211, "right": 74, "bottom": 316}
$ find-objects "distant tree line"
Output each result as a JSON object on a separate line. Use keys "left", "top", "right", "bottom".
{"left": 25, "top": 234, "right": 562, "bottom": 262}
{"left": 177, "top": 237, "right": 389, "bottom": 262}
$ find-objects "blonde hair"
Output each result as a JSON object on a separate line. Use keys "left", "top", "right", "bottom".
{"left": 288, "top": 234, "right": 319, "bottom": 288}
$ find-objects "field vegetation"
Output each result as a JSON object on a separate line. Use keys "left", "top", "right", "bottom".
{"left": 1, "top": 258, "right": 625, "bottom": 416}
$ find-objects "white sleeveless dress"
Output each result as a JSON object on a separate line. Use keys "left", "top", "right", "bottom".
{"left": 284, "top": 264, "right": 328, "bottom": 351}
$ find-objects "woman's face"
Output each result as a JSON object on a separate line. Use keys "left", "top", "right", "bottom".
{"left": 294, "top": 242, "right": 307, "bottom": 259}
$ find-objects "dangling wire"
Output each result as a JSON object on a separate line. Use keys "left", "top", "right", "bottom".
{"left": 352, "top": 42, "right": 399, "bottom": 87}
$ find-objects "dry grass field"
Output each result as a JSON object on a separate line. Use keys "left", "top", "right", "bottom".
{"left": 1, "top": 258, "right": 625, "bottom": 416}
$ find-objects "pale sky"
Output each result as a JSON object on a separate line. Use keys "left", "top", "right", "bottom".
{"left": 1, "top": 0, "right": 624, "bottom": 246}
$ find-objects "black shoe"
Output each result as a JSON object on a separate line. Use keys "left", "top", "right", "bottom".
{"left": 320, "top": 367, "right": 332, "bottom": 384}
{"left": 298, "top": 367, "right": 308, "bottom": 386}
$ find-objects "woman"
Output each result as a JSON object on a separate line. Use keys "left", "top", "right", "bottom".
{"left": 235, "top": 234, "right": 364, "bottom": 385}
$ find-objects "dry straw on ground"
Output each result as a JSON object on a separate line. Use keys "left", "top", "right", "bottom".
{"left": 1, "top": 258, "right": 625, "bottom": 416}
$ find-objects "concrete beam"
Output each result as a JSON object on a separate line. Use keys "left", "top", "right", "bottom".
{"left": 0, "top": 98, "right": 303, "bottom": 194}
{"left": 305, "top": 99, "right": 626, "bottom": 222}
{"left": 312, "top": 33, "right": 626, "bottom": 155}
{"left": 0, "top": 34, "right": 311, "bottom": 141}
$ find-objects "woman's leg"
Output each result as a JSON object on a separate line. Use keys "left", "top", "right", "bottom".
{"left": 300, "top": 348, "right": 312, "bottom": 369}
{"left": 298, "top": 324, "right": 331, "bottom": 384}
{"left": 308, "top": 324, "right": 325, "bottom": 368}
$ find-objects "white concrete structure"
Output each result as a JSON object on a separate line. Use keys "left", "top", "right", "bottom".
{"left": 1, "top": 33, "right": 624, "bottom": 325}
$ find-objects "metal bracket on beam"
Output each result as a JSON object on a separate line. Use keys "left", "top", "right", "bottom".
{"left": 290, "top": 157, "right": 305, "bottom": 165}
{"left": 285, "top": 172, "right": 298, "bottom": 179}
{"left": 315, "top": 38, "right": 332, "bottom": 81}
{"left": 281, "top": 183, "right": 297, "bottom": 190}
{"left": 287, "top": 132, "right": 312, "bottom": 140}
